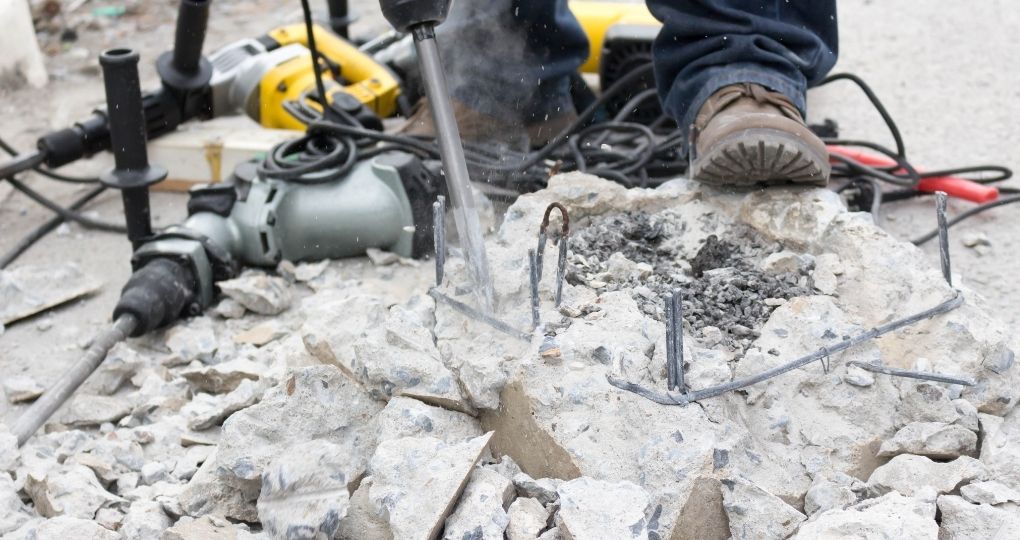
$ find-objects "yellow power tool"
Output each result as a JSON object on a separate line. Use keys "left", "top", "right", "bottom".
{"left": 207, "top": 1, "right": 660, "bottom": 131}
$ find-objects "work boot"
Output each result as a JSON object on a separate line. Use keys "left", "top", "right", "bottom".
{"left": 689, "top": 83, "right": 830, "bottom": 187}
{"left": 396, "top": 98, "right": 528, "bottom": 150}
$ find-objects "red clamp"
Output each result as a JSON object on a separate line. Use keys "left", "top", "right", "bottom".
{"left": 827, "top": 145, "right": 998, "bottom": 204}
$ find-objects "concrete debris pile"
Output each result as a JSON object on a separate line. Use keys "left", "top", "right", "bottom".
{"left": 2, "top": 173, "right": 1020, "bottom": 538}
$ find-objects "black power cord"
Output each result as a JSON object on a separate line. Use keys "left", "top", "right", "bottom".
{"left": 813, "top": 73, "right": 1015, "bottom": 245}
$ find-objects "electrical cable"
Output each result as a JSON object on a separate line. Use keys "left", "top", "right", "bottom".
{"left": 4, "top": 177, "right": 125, "bottom": 233}
{"left": 0, "top": 186, "right": 108, "bottom": 269}
{"left": 0, "top": 136, "right": 101, "bottom": 184}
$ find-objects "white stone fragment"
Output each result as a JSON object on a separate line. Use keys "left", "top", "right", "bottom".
{"left": 555, "top": 477, "right": 651, "bottom": 540}
{"left": 24, "top": 464, "right": 124, "bottom": 518}
{"left": 960, "top": 480, "right": 1020, "bottom": 505}
{"left": 3, "top": 375, "right": 44, "bottom": 403}
{"left": 507, "top": 497, "right": 550, "bottom": 540}
{"left": 793, "top": 492, "right": 937, "bottom": 539}
{"left": 867, "top": 455, "right": 986, "bottom": 497}
{"left": 218, "top": 273, "right": 292, "bottom": 315}
{"left": 877, "top": 421, "right": 978, "bottom": 459}
{"left": 165, "top": 315, "right": 218, "bottom": 363}
{"left": 369, "top": 433, "right": 493, "bottom": 540}
{"left": 258, "top": 440, "right": 353, "bottom": 540}
{"left": 937, "top": 495, "right": 1020, "bottom": 539}
{"left": 443, "top": 467, "right": 514, "bottom": 540}
{"left": 721, "top": 477, "right": 805, "bottom": 540}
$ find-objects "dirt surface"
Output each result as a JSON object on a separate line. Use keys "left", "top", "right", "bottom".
{"left": 2, "top": 0, "right": 1018, "bottom": 429}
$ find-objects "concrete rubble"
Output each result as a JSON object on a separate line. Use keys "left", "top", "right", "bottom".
{"left": 5, "top": 173, "right": 1020, "bottom": 538}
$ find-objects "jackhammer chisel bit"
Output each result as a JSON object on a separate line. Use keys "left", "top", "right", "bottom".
{"left": 380, "top": 0, "right": 495, "bottom": 312}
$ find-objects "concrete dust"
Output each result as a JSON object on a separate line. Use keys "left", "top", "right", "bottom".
{"left": 569, "top": 211, "right": 811, "bottom": 348}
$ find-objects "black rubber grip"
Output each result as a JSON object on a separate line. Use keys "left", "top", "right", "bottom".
{"left": 173, "top": 0, "right": 210, "bottom": 75}
{"left": 114, "top": 258, "right": 197, "bottom": 336}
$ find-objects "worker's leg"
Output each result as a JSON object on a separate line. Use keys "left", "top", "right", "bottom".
{"left": 647, "top": 0, "right": 838, "bottom": 185}
{"left": 436, "top": 0, "right": 589, "bottom": 128}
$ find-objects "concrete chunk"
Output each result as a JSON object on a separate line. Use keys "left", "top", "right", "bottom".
{"left": 369, "top": 433, "right": 493, "bottom": 540}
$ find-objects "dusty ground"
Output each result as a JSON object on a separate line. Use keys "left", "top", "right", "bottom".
{"left": 1, "top": 0, "right": 1018, "bottom": 431}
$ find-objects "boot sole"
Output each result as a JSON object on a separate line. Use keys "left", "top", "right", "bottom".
{"left": 691, "top": 128, "right": 831, "bottom": 187}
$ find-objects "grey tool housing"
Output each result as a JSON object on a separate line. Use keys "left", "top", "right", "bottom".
{"left": 116, "top": 151, "right": 437, "bottom": 335}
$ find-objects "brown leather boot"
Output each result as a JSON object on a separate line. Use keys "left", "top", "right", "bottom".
{"left": 689, "top": 83, "right": 830, "bottom": 187}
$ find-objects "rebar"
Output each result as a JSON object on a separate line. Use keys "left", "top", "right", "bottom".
{"left": 429, "top": 288, "right": 530, "bottom": 341}
{"left": 671, "top": 289, "right": 685, "bottom": 392}
{"left": 433, "top": 195, "right": 446, "bottom": 287}
{"left": 848, "top": 361, "right": 975, "bottom": 386}
{"left": 608, "top": 291, "right": 964, "bottom": 406}
{"left": 664, "top": 293, "right": 676, "bottom": 390}
{"left": 935, "top": 191, "right": 952, "bottom": 286}
{"left": 555, "top": 235, "right": 568, "bottom": 307}
{"left": 13, "top": 314, "right": 139, "bottom": 446}
{"left": 536, "top": 203, "right": 570, "bottom": 308}
{"left": 529, "top": 249, "right": 541, "bottom": 329}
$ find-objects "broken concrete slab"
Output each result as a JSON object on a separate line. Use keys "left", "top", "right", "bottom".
{"left": 0, "top": 264, "right": 101, "bottom": 325}
{"left": 368, "top": 433, "right": 492, "bottom": 540}
{"left": 960, "top": 480, "right": 1020, "bottom": 505}
{"left": 877, "top": 421, "right": 978, "bottom": 459}
{"left": 217, "top": 272, "right": 292, "bottom": 315}
{"left": 257, "top": 439, "right": 353, "bottom": 540}
{"left": 375, "top": 395, "right": 482, "bottom": 445}
{"left": 721, "top": 477, "right": 805, "bottom": 540}
{"left": 186, "top": 379, "right": 264, "bottom": 431}
{"left": 337, "top": 477, "right": 393, "bottom": 540}
{"left": 555, "top": 477, "right": 651, "bottom": 540}
{"left": 59, "top": 394, "right": 133, "bottom": 428}
{"left": 793, "top": 492, "right": 937, "bottom": 539}
{"left": 867, "top": 455, "right": 986, "bottom": 497}
{"left": 179, "top": 365, "right": 382, "bottom": 521}
{"left": 443, "top": 467, "right": 514, "bottom": 540}
{"left": 7, "top": 516, "right": 119, "bottom": 540}
{"left": 937, "top": 495, "right": 1020, "bottom": 539}
{"left": 24, "top": 464, "right": 124, "bottom": 519}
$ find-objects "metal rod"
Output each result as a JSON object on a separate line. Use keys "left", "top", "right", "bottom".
{"left": 608, "top": 292, "right": 964, "bottom": 406}
{"left": 555, "top": 236, "right": 568, "bottom": 307}
{"left": 429, "top": 289, "right": 530, "bottom": 341}
{"left": 529, "top": 249, "right": 541, "bottom": 329}
{"left": 664, "top": 293, "right": 676, "bottom": 390}
{"left": 412, "top": 25, "right": 494, "bottom": 312}
{"left": 847, "top": 361, "right": 975, "bottom": 386}
{"left": 935, "top": 191, "right": 952, "bottom": 286}
{"left": 12, "top": 314, "right": 138, "bottom": 446}
{"left": 535, "top": 231, "right": 547, "bottom": 279}
{"left": 672, "top": 288, "right": 685, "bottom": 392}
{"left": 433, "top": 195, "right": 446, "bottom": 287}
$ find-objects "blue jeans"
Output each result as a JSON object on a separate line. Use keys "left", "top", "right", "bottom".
{"left": 437, "top": 0, "right": 838, "bottom": 138}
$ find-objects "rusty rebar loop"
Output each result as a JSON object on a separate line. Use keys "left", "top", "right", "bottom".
{"left": 541, "top": 202, "right": 571, "bottom": 238}
{"left": 608, "top": 291, "right": 965, "bottom": 406}
{"left": 528, "top": 249, "right": 541, "bottom": 329}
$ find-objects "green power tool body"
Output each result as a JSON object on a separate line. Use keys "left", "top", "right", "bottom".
{"left": 116, "top": 152, "right": 440, "bottom": 335}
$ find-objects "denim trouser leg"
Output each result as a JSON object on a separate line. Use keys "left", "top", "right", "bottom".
{"left": 437, "top": 0, "right": 589, "bottom": 125}
{"left": 645, "top": 0, "right": 838, "bottom": 137}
